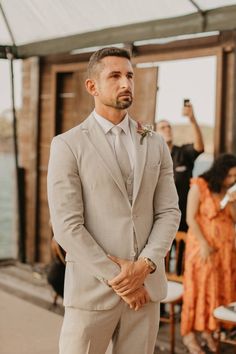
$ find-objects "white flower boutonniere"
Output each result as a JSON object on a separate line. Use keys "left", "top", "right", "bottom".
{"left": 137, "top": 122, "right": 153, "bottom": 145}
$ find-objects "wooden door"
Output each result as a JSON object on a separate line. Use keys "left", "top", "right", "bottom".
{"left": 128, "top": 66, "right": 158, "bottom": 124}
{"left": 51, "top": 63, "right": 94, "bottom": 136}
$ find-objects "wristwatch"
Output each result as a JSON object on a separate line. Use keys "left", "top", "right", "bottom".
{"left": 143, "top": 257, "right": 156, "bottom": 274}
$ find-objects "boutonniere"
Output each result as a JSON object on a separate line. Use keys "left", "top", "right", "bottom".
{"left": 137, "top": 122, "right": 153, "bottom": 145}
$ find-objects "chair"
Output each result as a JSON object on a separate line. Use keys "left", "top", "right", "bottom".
{"left": 160, "top": 231, "right": 187, "bottom": 354}
{"left": 213, "top": 302, "right": 236, "bottom": 353}
{"left": 47, "top": 238, "right": 66, "bottom": 305}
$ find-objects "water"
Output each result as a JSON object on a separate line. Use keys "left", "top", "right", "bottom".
{"left": 0, "top": 153, "right": 17, "bottom": 259}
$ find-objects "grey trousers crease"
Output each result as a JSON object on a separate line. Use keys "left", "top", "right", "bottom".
{"left": 59, "top": 301, "right": 160, "bottom": 354}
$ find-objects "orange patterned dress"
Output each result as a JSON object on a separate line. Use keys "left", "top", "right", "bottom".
{"left": 181, "top": 177, "right": 236, "bottom": 335}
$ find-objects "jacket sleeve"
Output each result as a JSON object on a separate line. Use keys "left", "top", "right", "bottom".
{"left": 139, "top": 137, "right": 181, "bottom": 268}
{"left": 47, "top": 136, "right": 120, "bottom": 282}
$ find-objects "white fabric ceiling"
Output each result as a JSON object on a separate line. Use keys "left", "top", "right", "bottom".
{"left": 1, "top": 0, "right": 236, "bottom": 46}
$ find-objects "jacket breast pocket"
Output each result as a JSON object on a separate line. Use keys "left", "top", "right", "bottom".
{"left": 145, "top": 161, "right": 161, "bottom": 174}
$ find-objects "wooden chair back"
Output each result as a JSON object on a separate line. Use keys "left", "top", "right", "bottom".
{"left": 165, "top": 231, "right": 187, "bottom": 283}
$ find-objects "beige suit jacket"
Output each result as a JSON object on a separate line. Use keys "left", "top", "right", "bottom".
{"left": 47, "top": 114, "right": 180, "bottom": 310}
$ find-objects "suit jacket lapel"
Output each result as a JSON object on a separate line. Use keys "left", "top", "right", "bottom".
{"left": 82, "top": 114, "right": 129, "bottom": 201}
{"left": 130, "top": 119, "right": 147, "bottom": 204}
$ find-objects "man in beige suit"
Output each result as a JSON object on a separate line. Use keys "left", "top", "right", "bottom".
{"left": 47, "top": 47, "right": 180, "bottom": 354}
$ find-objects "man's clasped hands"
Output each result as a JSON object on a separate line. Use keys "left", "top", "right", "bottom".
{"left": 107, "top": 255, "right": 152, "bottom": 311}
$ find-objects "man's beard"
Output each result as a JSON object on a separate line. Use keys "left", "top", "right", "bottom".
{"left": 115, "top": 96, "right": 133, "bottom": 109}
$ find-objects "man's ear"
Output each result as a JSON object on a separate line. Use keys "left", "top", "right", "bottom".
{"left": 85, "top": 79, "right": 97, "bottom": 96}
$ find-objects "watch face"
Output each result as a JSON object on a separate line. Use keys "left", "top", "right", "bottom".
{"left": 144, "top": 257, "right": 156, "bottom": 271}
{"left": 150, "top": 263, "right": 155, "bottom": 270}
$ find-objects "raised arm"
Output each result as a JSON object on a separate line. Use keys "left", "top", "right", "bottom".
{"left": 183, "top": 104, "right": 204, "bottom": 153}
{"left": 186, "top": 183, "right": 215, "bottom": 260}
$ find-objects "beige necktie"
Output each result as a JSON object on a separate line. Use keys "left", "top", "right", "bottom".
{"left": 112, "top": 126, "right": 132, "bottom": 181}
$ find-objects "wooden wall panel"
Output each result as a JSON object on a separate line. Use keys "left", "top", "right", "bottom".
{"left": 128, "top": 67, "right": 158, "bottom": 124}
{"left": 37, "top": 64, "right": 54, "bottom": 263}
{"left": 39, "top": 144, "right": 50, "bottom": 169}
{"left": 214, "top": 46, "right": 236, "bottom": 155}
{"left": 39, "top": 101, "right": 51, "bottom": 144}
{"left": 18, "top": 57, "right": 39, "bottom": 263}
{"left": 223, "top": 49, "right": 236, "bottom": 153}
{"left": 40, "top": 66, "right": 51, "bottom": 95}
{"left": 74, "top": 70, "right": 94, "bottom": 123}
{"left": 60, "top": 97, "right": 77, "bottom": 132}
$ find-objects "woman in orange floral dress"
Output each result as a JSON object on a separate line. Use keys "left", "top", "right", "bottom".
{"left": 181, "top": 154, "right": 236, "bottom": 354}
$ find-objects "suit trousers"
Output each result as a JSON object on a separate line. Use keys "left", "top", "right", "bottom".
{"left": 59, "top": 300, "right": 160, "bottom": 354}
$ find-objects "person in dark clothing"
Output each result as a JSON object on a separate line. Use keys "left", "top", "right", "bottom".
{"left": 171, "top": 144, "right": 202, "bottom": 231}
{"left": 156, "top": 103, "right": 204, "bottom": 232}
{"left": 156, "top": 103, "right": 204, "bottom": 276}
{"left": 47, "top": 237, "right": 66, "bottom": 304}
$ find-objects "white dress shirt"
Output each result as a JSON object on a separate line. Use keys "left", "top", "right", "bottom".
{"left": 93, "top": 110, "right": 135, "bottom": 170}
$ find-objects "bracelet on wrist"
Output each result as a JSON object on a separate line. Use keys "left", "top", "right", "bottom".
{"left": 142, "top": 257, "right": 156, "bottom": 274}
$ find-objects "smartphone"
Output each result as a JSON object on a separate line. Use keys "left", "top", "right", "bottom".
{"left": 227, "top": 305, "right": 236, "bottom": 313}
{"left": 184, "top": 99, "right": 190, "bottom": 106}
{"left": 220, "top": 183, "right": 236, "bottom": 209}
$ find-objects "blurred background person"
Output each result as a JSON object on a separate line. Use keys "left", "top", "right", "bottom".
{"left": 47, "top": 221, "right": 66, "bottom": 305}
{"left": 156, "top": 101, "right": 204, "bottom": 233}
{"left": 181, "top": 153, "right": 236, "bottom": 354}
{"left": 47, "top": 238, "right": 66, "bottom": 304}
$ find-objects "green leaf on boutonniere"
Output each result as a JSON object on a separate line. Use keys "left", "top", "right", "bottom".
{"left": 137, "top": 122, "right": 153, "bottom": 145}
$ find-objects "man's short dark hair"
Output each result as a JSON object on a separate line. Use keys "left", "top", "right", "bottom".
{"left": 87, "top": 47, "right": 131, "bottom": 78}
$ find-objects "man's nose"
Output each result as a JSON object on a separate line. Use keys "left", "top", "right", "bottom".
{"left": 120, "top": 76, "right": 130, "bottom": 88}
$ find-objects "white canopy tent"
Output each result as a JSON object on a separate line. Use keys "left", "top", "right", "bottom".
{"left": 0, "top": 0, "right": 236, "bottom": 57}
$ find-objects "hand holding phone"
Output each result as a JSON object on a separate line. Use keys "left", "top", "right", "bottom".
{"left": 184, "top": 99, "right": 190, "bottom": 107}
{"left": 182, "top": 98, "right": 192, "bottom": 118}
{"left": 220, "top": 183, "right": 236, "bottom": 209}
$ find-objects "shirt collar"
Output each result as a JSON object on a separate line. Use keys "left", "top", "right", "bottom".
{"left": 93, "top": 110, "right": 130, "bottom": 135}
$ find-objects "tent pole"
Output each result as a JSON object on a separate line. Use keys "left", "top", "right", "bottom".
{"left": 188, "top": 0, "right": 206, "bottom": 31}
{"left": 0, "top": 3, "right": 16, "bottom": 46}
{"left": 6, "top": 49, "right": 25, "bottom": 262}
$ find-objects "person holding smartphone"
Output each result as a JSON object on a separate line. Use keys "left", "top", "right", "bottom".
{"left": 156, "top": 100, "right": 204, "bottom": 234}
